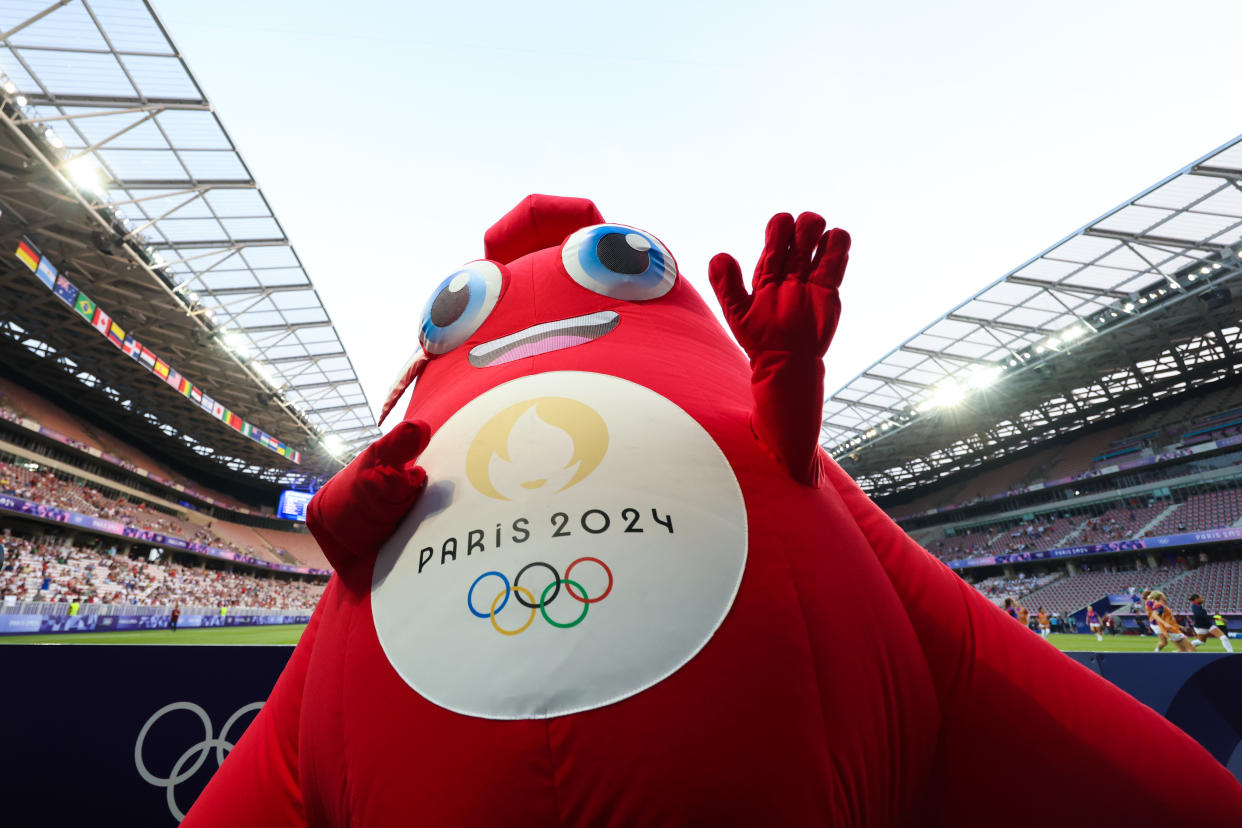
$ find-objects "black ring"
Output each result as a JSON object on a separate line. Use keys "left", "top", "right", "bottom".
{"left": 513, "top": 561, "right": 560, "bottom": 609}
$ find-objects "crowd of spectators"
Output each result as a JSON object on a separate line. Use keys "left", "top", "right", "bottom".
{"left": 0, "top": 459, "right": 273, "bottom": 563}
{"left": 0, "top": 534, "right": 323, "bottom": 610}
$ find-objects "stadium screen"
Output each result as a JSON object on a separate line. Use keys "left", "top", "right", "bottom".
{"left": 277, "top": 489, "right": 314, "bottom": 522}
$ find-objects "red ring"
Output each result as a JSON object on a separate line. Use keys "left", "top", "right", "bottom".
{"left": 564, "top": 557, "right": 613, "bottom": 604}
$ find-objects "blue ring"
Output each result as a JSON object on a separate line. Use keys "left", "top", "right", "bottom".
{"left": 467, "top": 571, "right": 509, "bottom": 619}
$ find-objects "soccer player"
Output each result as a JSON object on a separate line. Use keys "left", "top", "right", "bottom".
{"left": 1188, "top": 593, "right": 1234, "bottom": 653}
{"left": 1037, "top": 607, "right": 1051, "bottom": 639}
{"left": 1086, "top": 606, "right": 1103, "bottom": 642}
{"left": 1142, "top": 589, "right": 1168, "bottom": 652}
{"left": 1017, "top": 603, "right": 1030, "bottom": 631}
{"left": 1149, "top": 591, "right": 1195, "bottom": 653}
{"left": 1003, "top": 597, "right": 1018, "bottom": 621}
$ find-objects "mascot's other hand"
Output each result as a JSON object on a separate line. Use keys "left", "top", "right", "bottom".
{"left": 708, "top": 212, "right": 850, "bottom": 360}
{"left": 307, "top": 420, "right": 430, "bottom": 575}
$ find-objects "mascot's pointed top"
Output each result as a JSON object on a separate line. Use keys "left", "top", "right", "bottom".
{"left": 483, "top": 194, "right": 605, "bottom": 264}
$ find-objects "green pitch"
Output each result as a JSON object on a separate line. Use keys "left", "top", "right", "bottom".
{"left": 0, "top": 627, "right": 1233, "bottom": 651}
{"left": 0, "top": 623, "right": 306, "bottom": 645}
{"left": 1046, "top": 633, "right": 1235, "bottom": 653}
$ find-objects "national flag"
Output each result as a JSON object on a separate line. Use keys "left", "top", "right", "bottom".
{"left": 211, "top": 402, "right": 224, "bottom": 420}
{"left": 292, "top": 450, "right": 301, "bottom": 464}
{"left": 226, "top": 411, "right": 243, "bottom": 431}
{"left": 165, "top": 368, "right": 181, "bottom": 389}
{"left": 106, "top": 320, "right": 125, "bottom": 348}
{"left": 178, "top": 376, "right": 192, "bottom": 396}
{"left": 190, "top": 387, "right": 204, "bottom": 404}
{"left": 34, "top": 257, "right": 57, "bottom": 290}
{"left": 153, "top": 360, "right": 170, "bottom": 379}
{"left": 15, "top": 238, "right": 40, "bottom": 272}
{"left": 73, "top": 292, "right": 96, "bottom": 323}
{"left": 122, "top": 336, "right": 138, "bottom": 357}
{"left": 241, "top": 422, "right": 252, "bottom": 438}
{"left": 91, "top": 307, "right": 111, "bottom": 336}
{"left": 139, "top": 346, "right": 156, "bottom": 368}
{"left": 53, "top": 274, "right": 78, "bottom": 306}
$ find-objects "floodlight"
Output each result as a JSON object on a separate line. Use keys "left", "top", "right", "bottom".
{"left": 323, "top": 434, "right": 346, "bottom": 456}
{"left": 1123, "top": 302, "right": 1135, "bottom": 311}
{"left": 14, "top": 95, "right": 26, "bottom": 106}
{"left": 2, "top": 81, "right": 15, "bottom": 94}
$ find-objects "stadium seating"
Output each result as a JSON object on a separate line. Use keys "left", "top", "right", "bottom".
{"left": 0, "top": 458, "right": 319, "bottom": 568}
{"left": 1143, "top": 489, "right": 1242, "bottom": 537}
{"left": 1158, "top": 560, "right": 1242, "bottom": 613}
{"left": 0, "top": 536, "right": 323, "bottom": 610}
{"left": 1013, "top": 568, "right": 1183, "bottom": 614}
{"left": 254, "top": 527, "right": 331, "bottom": 570}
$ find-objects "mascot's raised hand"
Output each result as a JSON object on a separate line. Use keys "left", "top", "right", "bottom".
{"left": 306, "top": 419, "right": 430, "bottom": 580}
{"left": 709, "top": 211, "right": 850, "bottom": 485}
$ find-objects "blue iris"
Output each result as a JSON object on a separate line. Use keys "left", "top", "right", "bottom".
{"left": 561, "top": 224, "right": 677, "bottom": 301}
{"left": 418, "top": 261, "right": 504, "bottom": 355}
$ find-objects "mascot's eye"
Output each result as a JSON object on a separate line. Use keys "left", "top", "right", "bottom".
{"left": 561, "top": 224, "right": 677, "bottom": 301}
{"left": 418, "top": 261, "right": 505, "bottom": 355}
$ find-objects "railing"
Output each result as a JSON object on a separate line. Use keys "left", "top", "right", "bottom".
{"left": 0, "top": 602, "right": 313, "bottom": 616}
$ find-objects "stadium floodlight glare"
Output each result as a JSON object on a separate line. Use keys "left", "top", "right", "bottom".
{"left": 222, "top": 330, "right": 253, "bottom": 358}
{"left": 323, "top": 434, "right": 346, "bottom": 457}
{"left": 1123, "top": 302, "right": 1135, "bottom": 311}
{"left": 2, "top": 80, "right": 15, "bottom": 94}
{"left": 968, "top": 366, "right": 1001, "bottom": 388}
{"left": 1060, "top": 325, "right": 1085, "bottom": 341}
{"left": 14, "top": 95, "right": 26, "bottom": 106}
{"left": 66, "top": 156, "right": 107, "bottom": 195}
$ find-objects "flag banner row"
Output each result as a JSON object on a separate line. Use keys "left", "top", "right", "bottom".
{"left": 13, "top": 237, "right": 303, "bottom": 465}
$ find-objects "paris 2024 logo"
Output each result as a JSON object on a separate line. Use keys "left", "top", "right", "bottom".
{"left": 371, "top": 372, "right": 747, "bottom": 720}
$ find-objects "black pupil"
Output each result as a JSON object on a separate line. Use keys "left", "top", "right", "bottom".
{"left": 596, "top": 232, "right": 649, "bottom": 275}
{"left": 429, "top": 279, "right": 471, "bottom": 327}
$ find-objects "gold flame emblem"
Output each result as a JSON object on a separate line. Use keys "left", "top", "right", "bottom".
{"left": 465, "top": 397, "right": 609, "bottom": 501}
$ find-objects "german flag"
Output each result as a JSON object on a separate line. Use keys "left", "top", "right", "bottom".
{"left": 14, "top": 238, "right": 39, "bottom": 272}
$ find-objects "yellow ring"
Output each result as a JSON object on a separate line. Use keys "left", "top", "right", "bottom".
{"left": 490, "top": 586, "right": 536, "bottom": 636}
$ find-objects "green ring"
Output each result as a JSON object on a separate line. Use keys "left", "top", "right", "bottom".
{"left": 540, "top": 579, "right": 589, "bottom": 628}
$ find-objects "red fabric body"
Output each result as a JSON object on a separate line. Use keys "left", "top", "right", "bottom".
{"left": 185, "top": 197, "right": 1242, "bottom": 827}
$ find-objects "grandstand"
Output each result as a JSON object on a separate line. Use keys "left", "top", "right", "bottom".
{"left": 0, "top": 0, "right": 378, "bottom": 618}
{"left": 822, "top": 136, "right": 1242, "bottom": 633}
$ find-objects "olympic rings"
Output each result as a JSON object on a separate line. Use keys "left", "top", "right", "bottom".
{"left": 134, "top": 700, "right": 264, "bottom": 822}
{"left": 540, "top": 579, "right": 590, "bottom": 628}
{"left": 491, "top": 585, "right": 537, "bottom": 635}
{"left": 513, "top": 561, "right": 560, "bottom": 609}
{"left": 565, "top": 556, "right": 613, "bottom": 604}
{"left": 467, "top": 557, "right": 612, "bottom": 635}
{"left": 467, "top": 571, "right": 510, "bottom": 618}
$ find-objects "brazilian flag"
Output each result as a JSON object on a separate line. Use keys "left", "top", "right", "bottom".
{"left": 73, "top": 292, "right": 96, "bottom": 323}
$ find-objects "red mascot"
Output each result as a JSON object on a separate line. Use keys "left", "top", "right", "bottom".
{"left": 186, "top": 195, "right": 1242, "bottom": 825}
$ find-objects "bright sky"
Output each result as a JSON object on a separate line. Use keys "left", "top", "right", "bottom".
{"left": 160, "top": 0, "right": 1242, "bottom": 434}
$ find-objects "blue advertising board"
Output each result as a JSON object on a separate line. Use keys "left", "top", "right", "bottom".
{"left": 0, "top": 647, "right": 1238, "bottom": 824}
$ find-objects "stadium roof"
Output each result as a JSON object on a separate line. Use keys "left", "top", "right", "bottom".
{"left": 826, "top": 135, "right": 1242, "bottom": 500}
{"left": 0, "top": 0, "right": 380, "bottom": 483}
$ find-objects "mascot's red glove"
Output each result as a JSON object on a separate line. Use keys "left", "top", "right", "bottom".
{"left": 709, "top": 211, "right": 849, "bottom": 486}
{"left": 306, "top": 420, "right": 430, "bottom": 580}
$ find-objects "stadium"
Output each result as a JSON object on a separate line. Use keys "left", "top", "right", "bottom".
{"left": 1, "top": 0, "right": 1241, "bottom": 825}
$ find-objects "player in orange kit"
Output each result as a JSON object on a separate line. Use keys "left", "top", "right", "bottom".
{"left": 1149, "top": 591, "right": 1196, "bottom": 653}
{"left": 1017, "top": 604, "right": 1030, "bottom": 630}
{"left": 1142, "top": 589, "right": 1168, "bottom": 652}
{"left": 1037, "top": 608, "right": 1051, "bottom": 639}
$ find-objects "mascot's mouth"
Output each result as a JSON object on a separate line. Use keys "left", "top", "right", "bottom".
{"left": 468, "top": 311, "right": 619, "bottom": 368}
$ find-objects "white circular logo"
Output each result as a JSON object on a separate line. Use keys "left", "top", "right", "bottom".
{"left": 371, "top": 371, "right": 747, "bottom": 719}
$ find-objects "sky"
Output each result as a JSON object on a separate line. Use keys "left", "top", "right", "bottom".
{"left": 158, "top": 0, "right": 1242, "bottom": 435}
